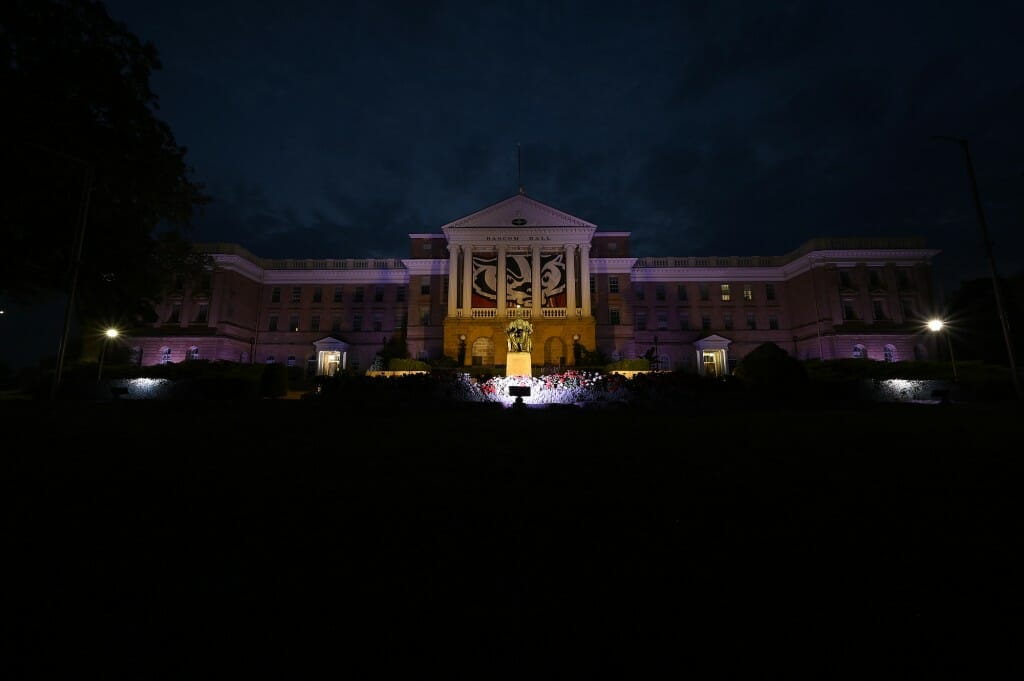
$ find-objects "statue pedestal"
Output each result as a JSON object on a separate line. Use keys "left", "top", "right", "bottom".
{"left": 506, "top": 352, "right": 532, "bottom": 378}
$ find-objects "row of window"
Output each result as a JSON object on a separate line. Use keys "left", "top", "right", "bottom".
{"left": 631, "top": 310, "right": 781, "bottom": 331}
{"left": 842, "top": 298, "right": 917, "bottom": 322}
{"left": 839, "top": 268, "right": 915, "bottom": 290}
{"left": 852, "top": 344, "right": 899, "bottom": 362}
{"left": 166, "top": 303, "right": 208, "bottom": 324}
{"left": 266, "top": 312, "right": 409, "bottom": 333}
{"left": 269, "top": 283, "right": 424, "bottom": 304}
{"left": 607, "top": 280, "right": 778, "bottom": 303}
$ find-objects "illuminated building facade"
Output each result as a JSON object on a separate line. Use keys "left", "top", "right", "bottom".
{"left": 130, "top": 192, "right": 942, "bottom": 375}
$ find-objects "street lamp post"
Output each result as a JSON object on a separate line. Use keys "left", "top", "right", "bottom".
{"left": 931, "top": 136, "right": 1020, "bottom": 399}
{"left": 927, "top": 319, "right": 958, "bottom": 383}
{"left": 97, "top": 327, "right": 119, "bottom": 382}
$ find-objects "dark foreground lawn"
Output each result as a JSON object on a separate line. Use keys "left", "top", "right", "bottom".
{"left": 4, "top": 399, "right": 1023, "bottom": 679}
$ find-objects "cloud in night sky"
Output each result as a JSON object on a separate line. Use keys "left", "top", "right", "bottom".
{"left": 102, "top": 0, "right": 1024, "bottom": 293}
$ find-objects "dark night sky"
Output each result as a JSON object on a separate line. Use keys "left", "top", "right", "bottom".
{"left": 99, "top": 0, "right": 1024, "bottom": 295}
{"left": 96, "top": 0, "right": 1024, "bottom": 294}
{"left": 5, "top": 0, "right": 1024, "bottom": 369}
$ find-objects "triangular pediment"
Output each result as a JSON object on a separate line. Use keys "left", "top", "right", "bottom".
{"left": 443, "top": 193, "right": 596, "bottom": 229}
{"left": 694, "top": 334, "right": 732, "bottom": 350}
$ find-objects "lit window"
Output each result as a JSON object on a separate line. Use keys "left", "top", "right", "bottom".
{"left": 721, "top": 284, "right": 731, "bottom": 302}
{"left": 743, "top": 285, "right": 753, "bottom": 301}
{"left": 160, "top": 347, "right": 172, "bottom": 364}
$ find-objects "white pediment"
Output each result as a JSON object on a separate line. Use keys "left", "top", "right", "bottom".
{"left": 694, "top": 334, "right": 732, "bottom": 350}
{"left": 443, "top": 193, "right": 596, "bottom": 229}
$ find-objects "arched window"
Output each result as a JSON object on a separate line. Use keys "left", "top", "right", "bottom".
{"left": 287, "top": 355, "right": 297, "bottom": 367}
{"left": 160, "top": 347, "right": 172, "bottom": 364}
{"left": 188, "top": 346, "right": 200, "bottom": 361}
{"left": 129, "top": 347, "right": 142, "bottom": 366}
{"left": 884, "top": 345, "right": 896, "bottom": 362}
{"left": 266, "top": 355, "right": 276, "bottom": 364}
{"left": 852, "top": 344, "right": 866, "bottom": 359}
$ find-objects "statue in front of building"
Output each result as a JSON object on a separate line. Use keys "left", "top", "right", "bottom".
{"left": 506, "top": 318, "right": 533, "bottom": 353}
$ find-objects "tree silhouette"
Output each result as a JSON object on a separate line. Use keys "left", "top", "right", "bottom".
{"left": 1, "top": 0, "right": 209, "bottom": 328}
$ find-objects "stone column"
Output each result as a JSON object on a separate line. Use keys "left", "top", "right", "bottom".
{"left": 497, "top": 244, "right": 507, "bottom": 318}
{"left": 531, "top": 244, "right": 541, "bottom": 317}
{"left": 462, "top": 243, "right": 473, "bottom": 316}
{"left": 565, "top": 243, "right": 576, "bottom": 314}
{"left": 580, "top": 244, "right": 592, "bottom": 317}
{"left": 447, "top": 244, "right": 459, "bottom": 318}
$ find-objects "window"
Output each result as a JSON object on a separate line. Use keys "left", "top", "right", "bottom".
{"left": 839, "top": 271, "right": 852, "bottom": 289}
{"left": 289, "top": 315, "right": 300, "bottom": 332}
{"left": 635, "top": 311, "right": 647, "bottom": 330}
{"left": 352, "top": 313, "right": 363, "bottom": 331}
{"left": 374, "top": 286, "right": 384, "bottom": 303}
{"left": 354, "top": 286, "right": 364, "bottom": 303}
{"left": 655, "top": 284, "right": 666, "bottom": 301}
{"left": 311, "top": 315, "right": 321, "bottom": 332}
{"left": 872, "top": 300, "right": 886, "bottom": 321}
{"left": 331, "top": 316, "right": 341, "bottom": 333}
{"left": 842, "top": 300, "right": 857, "bottom": 321}
{"left": 699, "top": 283, "right": 709, "bottom": 301}
{"left": 634, "top": 285, "right": 644, "bottom": 301}
{"left": 333, "top": 286, "right": 343, "bottom": 303}
{"left": 743, "top": 284, "right": 753, "bottom": 302}
{"left": 610, "top": 307, "right": 620, "bottom": 325}
{"left": 590, "top": 276, "right": 595, "bottom": 294}
{"left": 869, "top": 270, "right": 883, "bottom": 289}
{"left": 420, "top": 277, "right": 430, "bottom": 295}
{"left": 680, "top": 312, "right": 690, "bottom": 331}
{"left": 169, "top": 303, "right": 181, "bottom": 323}
{"left": 746, "top": 312, "right": 756, "bottom": 329}
{"left": 897, "top": 268, "right": 911, "bottom": 289}
{"left": 188, "top": 346, "right": 200, "bottom": 361}
{"left": 396, "top": 286, "right": 407, "bottom": 302}
{"left": 160, "top": 347, "right": 172, "bottom": 364}
{"left": 720, "top": 284, "right": 731, "bottom": 302}
{"left": 724, "top": 313, "right": 733, "bottom": 330}
{"left": 884, "top": 345, "right": 896, "bottom": 362}
{"left": 765, "top": 284, "right": 776, "bottom": 301}
{"left": 768, "top": 314, "right": 779, "bottom": 330}
{"left": 268, "top": 314, "right": 279, "bottom": 331}
{"left": 373, "top": 313, "right": 383, "bottom": 332}
{"left": 420, "top": 307, "right": 431, "bottom": 326}
{"left": 901, "top": 298, "right": 915, "bottom": 319}
{"left": 291, "top": 287, "right": 302, "bottom": 303}
{"left": 607, "top": 242, "right": 618, "bottom": 251}
{"left": 395, "top": 311, "right": 407, "bottom": 329}
{"left": 312, "top": 287, "right": 322, "bottom": 303}
{"left": 852, "top": 344, "right": 866, "bottom": 359}
{"left": 287, "top": 355, "right": 297, "bottom": 368}
{"left": 423, "top": 242, "right": 432, "bottom": 252}
{"left": 677, "top": 284, "right": 688, "bottom": 302}
{"left": 701, "top": 314, "right": 712, "bottom": 330}
{"left": 195, "top": 303, "right": 209, "bottom": 323}
{"left": 271, "top": 287, "right": 281, "bottom": 303}
{"left": 657, "top": 310, "right": 668, "bottom": 330}
{"left": 609, "top": 277, "right": 619, "bottom": 294}
{"left": 266, "top": 355, "right": 276, "bottom": 364}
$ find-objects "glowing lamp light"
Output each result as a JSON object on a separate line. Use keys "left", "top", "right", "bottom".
{"left": 927, "top": 319, "right": 943, "bottom": 332}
